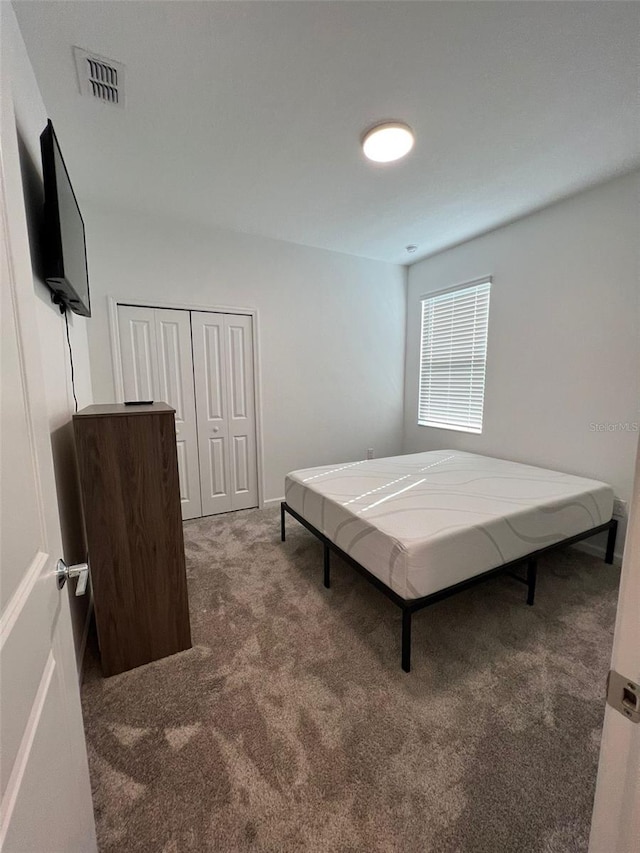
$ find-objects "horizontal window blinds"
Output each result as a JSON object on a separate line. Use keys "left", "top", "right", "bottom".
{"left": 418, "top": 279, "right": 491, "bottom": 433}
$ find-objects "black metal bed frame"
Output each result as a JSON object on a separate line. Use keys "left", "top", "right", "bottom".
{"left": 280, "top": 501, "right": 618, "bottom": 672}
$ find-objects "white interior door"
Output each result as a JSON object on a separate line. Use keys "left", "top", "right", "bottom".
{"left": 225, "top": 314, "right": 259, "bottom": 511}
{"left": 117, "top": 305, "right": 202, "bottom": 520}
{"left": 191, "top": 312, "right": 232, "bottom": 514}
{"left": 118, "top": 303, "right": 158, "bottom": 402}
{"left": 588, "top": 438, "right": 640, "bottom": 853}
{"left": 192, "top": 311, "right": 259, "bottom": 515}
{"left": 0, "top": 84, "right": 96, "bottom": 850}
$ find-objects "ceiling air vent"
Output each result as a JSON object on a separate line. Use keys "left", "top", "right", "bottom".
{"left": 73, "top": 47, "right": 125, "bottom": 106}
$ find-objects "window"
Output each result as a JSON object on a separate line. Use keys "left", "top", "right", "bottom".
{"left": 418, "top": 278, "right": 491, "bottom": 433}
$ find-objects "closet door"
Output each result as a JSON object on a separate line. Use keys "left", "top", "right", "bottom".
{"left": 117, "top": 305, "right": 202, "bottom": 519}
{"left": 192, "top": 311, "right": 258, "bottom": 515}
{"left": 117, "top": 304, "right": 158, "bottom": 402}
{"left": 154, "top": 309, "right": 202, "bottom": 520}
{"left": 225, "top": 314, "right": 259, "bottom": 511}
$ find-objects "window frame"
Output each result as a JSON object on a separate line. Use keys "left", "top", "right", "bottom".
{"left": 417, "top": 276, "right": 492, "bottom": 434}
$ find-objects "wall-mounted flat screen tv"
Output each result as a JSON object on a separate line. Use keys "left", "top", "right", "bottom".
{"left": 40, "top": 119, "right": 91, "bottom": 317}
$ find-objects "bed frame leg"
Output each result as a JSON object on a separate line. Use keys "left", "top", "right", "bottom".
{"left": 605, "top": 519, "right": 618, "bottom": 565}
{"left": 526, "top": 558, "right": 537, "bottom": 606}
{"left": 401, "top": 609, "right": 412, "bottom": 673}
{"left": 323, "top": 544, "right": 331, "bottom": 588}
{"left": 280, "top": 502, "right": 286, "bottom": 542}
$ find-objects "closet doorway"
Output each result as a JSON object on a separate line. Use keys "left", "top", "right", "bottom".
{"left": 113, "top": 302, "right": 260, "bottom": 520}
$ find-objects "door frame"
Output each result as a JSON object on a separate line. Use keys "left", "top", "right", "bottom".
{"left": 588, "top": 435, "right": 640, "bottom": 852}
{"left": 107, "top": 296, "right": 265, "bottom": 510}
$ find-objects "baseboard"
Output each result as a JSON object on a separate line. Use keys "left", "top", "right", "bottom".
{"left": 571, "top": 540, "right": 623, "bottom": 567}
{"left": 263, "top": 497, "right": 285, "bottom": 507}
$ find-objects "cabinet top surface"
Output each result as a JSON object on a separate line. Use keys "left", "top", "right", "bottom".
{"left": 74, "top": 402, "right": 175, "bottom": 418}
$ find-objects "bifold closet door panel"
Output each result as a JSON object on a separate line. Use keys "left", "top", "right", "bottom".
{"left": 191, "top": 311, "right": 259, "bottom": 514}
{"left": 224, "top": 314, "right": 259, "bottom": 511}
{"left": 117, "top": 304, "right": 158, "bottom": 402}
{"left": 117, "top": 305, "right": 202, "bottom": 519}
{"left": 191, "top": 312, "right": 232, "bottom": 514}
{"left": 154, "top": 309, "right": 202, "bottom": 519}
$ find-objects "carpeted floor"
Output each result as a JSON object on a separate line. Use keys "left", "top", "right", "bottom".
{"left": 81, "top": 506, "right": 620, "bottom": 853}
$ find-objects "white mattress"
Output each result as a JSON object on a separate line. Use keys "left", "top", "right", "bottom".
{"left": 284, "top": 451, "right": 613, "bottom": 601}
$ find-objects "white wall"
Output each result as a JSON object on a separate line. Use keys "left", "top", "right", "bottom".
{"left": 4, "top": 6, "right": 94, "bottom": 669}
{"left": 83, "top": 203, "right": 407, "bottom": 501}
{"left": 404, "top": 173, "right": 640, "bottom": 558}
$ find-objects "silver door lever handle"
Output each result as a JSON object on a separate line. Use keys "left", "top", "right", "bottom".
{"left": 56, "top": 559, "right": 89, "bottom": 596}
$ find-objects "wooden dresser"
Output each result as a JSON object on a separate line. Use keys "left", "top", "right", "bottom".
{"left": 73, "top": 403, "right": 192, "bottom": 676}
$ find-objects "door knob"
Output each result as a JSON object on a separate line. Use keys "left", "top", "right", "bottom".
{"left": 212, "top": 426, "right": 220, "bottom": 433}
{"left": 56, "top": 559, "right": 89, "bottom": 596}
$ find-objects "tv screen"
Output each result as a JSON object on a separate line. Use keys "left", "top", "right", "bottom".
{"left": 40, "top": 119, "right": 91, "bottom": 317}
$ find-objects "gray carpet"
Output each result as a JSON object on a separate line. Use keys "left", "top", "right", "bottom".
{"left": 81, "top": 506, "right": 620, "bottom": 853}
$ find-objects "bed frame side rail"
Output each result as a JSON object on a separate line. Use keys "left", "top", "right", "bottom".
{"left": 280, "top": 501, "right": 618, "bottom": 673}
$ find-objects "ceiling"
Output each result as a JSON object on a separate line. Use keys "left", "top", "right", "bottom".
{"left": 13, "top": 1, "right": 640, "bottom": 265}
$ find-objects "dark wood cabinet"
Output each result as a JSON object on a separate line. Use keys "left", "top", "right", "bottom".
{"left": 73, "top": 403, "right": 192, "bottom": 676}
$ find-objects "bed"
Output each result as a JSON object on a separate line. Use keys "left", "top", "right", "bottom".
{"left": 280, "top": 450, "right": 617, "bottom": 671}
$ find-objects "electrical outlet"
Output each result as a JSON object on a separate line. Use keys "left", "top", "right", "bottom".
{"left": 613, "top": 497, "right": 627, "bottom": 518}
{"left": 367, "top": 448, "right": 374, "bottom": 460}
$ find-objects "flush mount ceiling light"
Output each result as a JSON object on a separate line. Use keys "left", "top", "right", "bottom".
{"left": 362, "top": 122, "right": 414, "bottom": 163}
